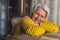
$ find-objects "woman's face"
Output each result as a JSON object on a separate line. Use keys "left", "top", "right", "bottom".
{"left": 31, "top": 7, "right": 46, "bottom": 24}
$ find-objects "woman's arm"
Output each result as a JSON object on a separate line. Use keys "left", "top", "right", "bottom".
{"left": 40, "top": 19, "right": 59, "bottom": 33}
{"left": 20, "top": 17, "right": 45, "bottom": 36}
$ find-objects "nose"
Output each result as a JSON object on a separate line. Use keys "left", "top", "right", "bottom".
{"left": 37, "top": 15, "right": 41, "bottom": 20}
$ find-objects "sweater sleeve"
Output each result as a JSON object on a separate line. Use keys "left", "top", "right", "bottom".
{"left": 40, "top": 19, "right": 59, "bottom": 33}
{"left": 20, "top": 17, "right": 45, "bottom": 36}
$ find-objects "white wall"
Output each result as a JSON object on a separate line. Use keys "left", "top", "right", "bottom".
{"left": 58, "top": 0, "right": 60, "bottom": 26}
{"left": 53, "top": 0, "right": 58, "bottom": 25}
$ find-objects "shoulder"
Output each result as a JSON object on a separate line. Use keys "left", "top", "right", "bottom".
{"left": 22, "top": 16, "right": 32, "bottom": 21}
{"left": 21, "top": 16, "right": 34, "bottom": 24}
{"left": 24, "top": 16, "right": 30, "bottom": 19}
{"left": 21, "top": 16, "right": 31, "bottom": 22}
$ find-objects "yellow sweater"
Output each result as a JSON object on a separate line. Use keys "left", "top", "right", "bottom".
{"left": 17, "top": 16, "right": 59, "bottom": 36}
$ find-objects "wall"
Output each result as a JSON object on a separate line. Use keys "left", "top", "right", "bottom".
{"left": 58, "top": 0, "right": 60, "bottom": 26}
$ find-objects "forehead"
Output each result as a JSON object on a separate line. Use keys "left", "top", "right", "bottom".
{"left": 36, "top": 7, "right": 46, "bottom": 16}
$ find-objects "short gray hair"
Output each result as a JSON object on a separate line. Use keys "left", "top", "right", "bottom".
{"left": 33, "top": 4, "right": 50, "bottom": 17}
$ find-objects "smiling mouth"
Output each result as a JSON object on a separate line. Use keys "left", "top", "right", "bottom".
{"left": 34, "top": 19, "right": 40, "bottom": 24}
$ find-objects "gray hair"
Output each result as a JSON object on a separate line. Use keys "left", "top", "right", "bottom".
{"left": 33, "top": 4, "right": 50, "bottom": 17}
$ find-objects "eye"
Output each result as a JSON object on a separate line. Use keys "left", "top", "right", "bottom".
{"left": 41, "top": 15, "right": 45, "bottom": 18}
{"left": 41, "top": 15, "right": 43, "bottom": 17}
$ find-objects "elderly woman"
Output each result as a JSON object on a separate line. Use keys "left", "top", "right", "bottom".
{"left": 15, "top": 4, "right": 59, "bottom": 37}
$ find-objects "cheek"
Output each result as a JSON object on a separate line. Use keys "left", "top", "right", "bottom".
{"left": 32, "top": 14, "right": 37, "bottom": 20}
{"left": 41, "top": 18, "right": 45, "bottom": 21}
{"left": 33, "top": 14, "right": 38, "bottom": 18}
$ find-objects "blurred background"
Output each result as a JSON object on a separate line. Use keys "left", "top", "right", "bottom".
{"left": 0, "top": 0, "right": 60, "bottom": 40}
